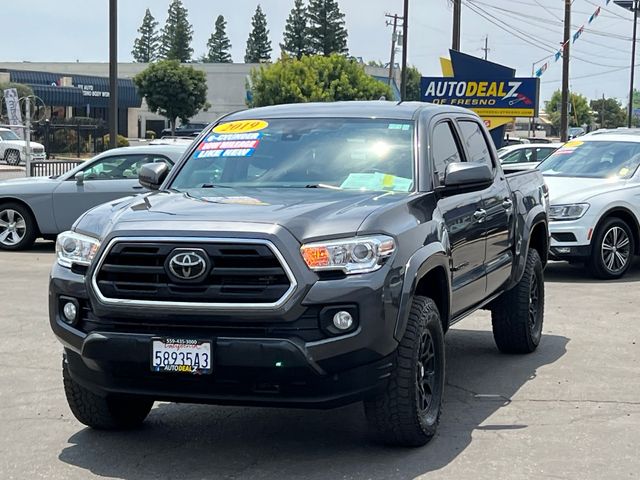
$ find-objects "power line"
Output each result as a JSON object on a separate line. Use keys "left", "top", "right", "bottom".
{"left": 533, "top": 0, "right": 562, "bottom": 21}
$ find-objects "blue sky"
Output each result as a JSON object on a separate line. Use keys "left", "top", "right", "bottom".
{"left": 0, "top": 0, "right": 637, "bottom": 103}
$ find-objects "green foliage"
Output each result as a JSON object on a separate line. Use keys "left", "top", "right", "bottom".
{"left": 307, "top": 0, "right": 348, "bottom": 56}
{"left": 159, "top": 0, "right": 193, "bottom": 62}
{"left": 546, "top": 90, "right": 592, "bottom": 131}
{"left": 145, "top": 130, "right": 156, "bottom": 139}
{"left": 102, "top": 134, "right": 130, "bottom": 148}
{"left": 205, "top": 15, "right": 232, "bottom": 63}
{"left": 281, "top": 0, "right": 310, "bottom": 60}
{"left": 590, "top": 97, "right": 627, "bottom": 129}
{"left": 245, "top": 5, "right": 272, "bottom": 63}
{"left": 248, "top": 54, "right": 392, "bottom": 107}
{"left": 366, "top": 60, "right": 385, "bottom": 67}
{"left": 133, "top": 60, "right": 209, "bottom": 134}
{"left": 132, "top": 8, "right": 159, "bottom": 63}
{"left": 405, "top": 66, "right": 422, "bottom": 102}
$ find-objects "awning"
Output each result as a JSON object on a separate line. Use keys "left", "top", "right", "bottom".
{"left": 31, "top": 84, "right": 84, "bottom": 107}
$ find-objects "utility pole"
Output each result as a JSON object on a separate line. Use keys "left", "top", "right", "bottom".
{"left": 109, "top": 0, "right": 118, "bottom": 148}
{"left": 385, "top": 13, "right": 402, "bottom": 86}
{"left": 481, "top": 35, "right": 489, "bottom": 60}
{"left": 560, "top": 0, "right": 571, "bottom": 142}
{"left": 452, "top": 0, "right": 461, "bottom": 51}
{"left": 400, "top": 0, "right": 409, "bottom": 101}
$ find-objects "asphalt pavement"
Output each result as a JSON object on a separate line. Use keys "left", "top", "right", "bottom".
{"left": 0, "top": 243, "right": 638, "bottom": 480}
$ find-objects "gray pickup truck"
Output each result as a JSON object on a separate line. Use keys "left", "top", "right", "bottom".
{"left": 49, "top": 101, "right": 549, "bottom": 447}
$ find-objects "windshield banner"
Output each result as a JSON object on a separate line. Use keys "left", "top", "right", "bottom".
{"left": 3, "top": 88, "right": 24, "bottom": 140}
{"left": 420, "top": 77, "right": 540, "bottom": 118}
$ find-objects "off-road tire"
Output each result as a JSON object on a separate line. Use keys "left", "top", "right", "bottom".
{"left": 0, "top": 202, "right": 37, "bottom": 251}
{"left": 587, "top": 217, "right": 635, "bottom": 280}
{"left": 4, "top": 149, "right": 21, "bottom": 166}
{"left": 491, "top": 248, "right": 544, "bottom": 354}
{"left": 364, "top": 296, "right": 445, "bottom": 447}
{"left": 63, "top": 357, "right": 153, "bottom": 430}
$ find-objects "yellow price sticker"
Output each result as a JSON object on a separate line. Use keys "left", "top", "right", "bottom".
{"left": 213, "top": 120, "right": 269, "bottom": 134}
{"left": 564, "top": 140, "right": 583, "bottom": 148}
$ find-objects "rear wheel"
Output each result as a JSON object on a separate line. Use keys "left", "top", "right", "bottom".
{"left": 364, "top": 296, "right": 445, "bottom": 447}
{"left": 587, "top": 217, "right": 635, "bottom": 280}
{"left": 63, "top": 357, "right": 153, "bottom": 430}
{"left": 0, "top": 203, "right": 37, "bottom": 250}
{"left": 4, "top": 149, "right": 21, "bottom": 166}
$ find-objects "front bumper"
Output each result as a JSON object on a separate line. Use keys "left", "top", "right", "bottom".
{"left": 49, "top": 253, "right": 402, "bottom": 408}
{"left": 548, "top": 218, "right": 593, "bottom": 260}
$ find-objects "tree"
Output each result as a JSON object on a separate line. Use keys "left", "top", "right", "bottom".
{"left": 545, "top": 90, "right": 591, "bottom": 132}
{"left": 245, "top": 5, "right": 272, "bottom": 63}
{"left": 247, "top": 54, "right": 392, "bottom": 107}
{"left": 159, "top": 0, "right": 193, "bottom": 62}
{"left": 205, "top": 15, "right": 232, "bottom": 63}
{"left": 307, "top": 0, "right": 348, "bottom": 56}
{"left": 132, "top": 9, "right": 159, "bottom": 63}
{"left": 405, "top": 66, "right": 422, "bottom": 102}
{"left": 590, "top": 97, "right": 626, "bottom": 129}
{"left": 281, "top": 0, "right": 310, "bottom": 59}
{"left": 133, "top": 60, "right": 209, "bottom": 135}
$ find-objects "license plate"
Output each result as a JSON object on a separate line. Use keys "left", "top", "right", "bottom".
{"left": 151, "top": 338, "right": 212, "bottom": 375}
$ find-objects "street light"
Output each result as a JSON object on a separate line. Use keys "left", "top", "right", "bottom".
{"left": 614, "top": 0, "right": 639, "bottom": 127}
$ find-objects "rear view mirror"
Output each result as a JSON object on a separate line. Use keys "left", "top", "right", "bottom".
{"left": 138, "top": 163, "right": 169, "bottom": 190}
{"left": 440, "top": 162, "right": 493, "bottom": 193}
{"left": 75, "top": 172, "right": 84, "bottom": 186}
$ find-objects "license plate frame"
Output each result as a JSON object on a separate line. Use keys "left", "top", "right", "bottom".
{"left": 151, "top": 337, "right": 213, "bottom": 375}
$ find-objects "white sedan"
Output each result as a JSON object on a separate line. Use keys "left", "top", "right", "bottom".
{"left": 497, "top": 143, "right": 562, "bottom": 172}
{"left": 538, "top": 135, "right": 640, "bottom": 279}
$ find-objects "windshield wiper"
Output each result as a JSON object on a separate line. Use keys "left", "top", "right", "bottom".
{"left": 304, "top": 183, "right": 342, "bottom": 190}
{"left": 198, "top": 183, "right": 234, "bottom": 188}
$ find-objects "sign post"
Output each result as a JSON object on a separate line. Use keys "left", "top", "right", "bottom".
{"left": 24, "top": 96, "right": 31, "bottom": 177}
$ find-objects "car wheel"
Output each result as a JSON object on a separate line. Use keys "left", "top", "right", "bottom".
{"left": 5, "top": 150, "right": 21, "bottom": 166}
{"left": 63, "top": 356, "right": 153, "bottom": 430}
{"left": 364, "top": 296, "right": 445, "bottom": 447}
{"left": 587, "top": 217, "right": 635, "bottom": 280}
{"left": 0, "top": 203, "right": 37, "bottom": 250}
{"left": 491, "top": 248, "right": 544, "bottom": 354}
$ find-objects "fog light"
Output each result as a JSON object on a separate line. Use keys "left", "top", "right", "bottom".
{"left": 555, "top": 247, "right": 571, "bottom": 254}
{"left": 62, "top": 301, "right": 78, "bottom": 324}
{"left": 333, "top": 311, "right": 353, "bottom": 330}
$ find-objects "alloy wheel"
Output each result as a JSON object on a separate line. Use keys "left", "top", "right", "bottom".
{"left": 0, "top": 209, "right": 27, "bottom": 246}
{"left": 601, "top": 226, "right": 630, "bottom": 274}
{"left": 529, "top": 270, "right": 540, "bottom": 331}
{"left": 416, "top": 330, "right": 436, "bottom": 414}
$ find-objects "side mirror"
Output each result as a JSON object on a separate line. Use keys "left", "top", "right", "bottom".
{"left": 75, "top": 171, "right": 84, "bottom": 186}
{"left": 440, "top": 162, "right": 493, "bottom": 193}
{"left": 138, "top": 162, "right": 169, "bottom": 191}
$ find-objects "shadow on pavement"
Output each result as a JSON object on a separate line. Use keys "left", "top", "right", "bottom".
{"left": 544, "top": 259, "right": 640, "bottom": 284}
{"left": 58, "top": 329, "right": 568, "bottom": 480}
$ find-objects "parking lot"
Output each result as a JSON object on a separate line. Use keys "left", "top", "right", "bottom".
{"left": 0, "top": 243, "right": 637, "bottom": 480}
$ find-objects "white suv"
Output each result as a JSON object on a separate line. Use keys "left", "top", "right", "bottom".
{"left": 539, "top": 134, "right": 640, "bottom": 279}
{"left": 0, "top": 128, "right": 46, "bottom": 165}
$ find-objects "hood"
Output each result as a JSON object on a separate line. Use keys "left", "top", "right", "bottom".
{"left": 1, "top": 140, "right": 45, "bottom": 150}
{"left": 544, "top": 176, "right": 629, "bottom": 204}
{"left": 0, "top": 175, "right": 57, "bottom": 188}
{"left": 76, "top": 187, "right": 410, "bottom": 242}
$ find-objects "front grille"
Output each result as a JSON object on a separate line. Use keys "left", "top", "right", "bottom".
{"left": 94, "top": 240, "right": 294, "bottom": 305}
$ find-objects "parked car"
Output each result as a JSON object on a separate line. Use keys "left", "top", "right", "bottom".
{"left": 502, "top": 136, "right": 530, "bottom": 146}
{"left": 49, "top": 101, "right": 549, "bottom": 447}
{"left": 538, "top": 135, "right": 640, "bottom": 279}
{"left": 527, "top": 137, "right": 553, "bottom": 144}
{"left": 498, "top": 143, "right": 563, "bottom": 172}
{"left": 160, "top": 122, "right": 208, "bottom": 138}
{"left": 0, "top": 144, "right": 187, "bottom": 250}
{"left": 0, "top": 128, "right": 46, "bottom": 165}
{"left": 568, "top": 127, "right": 586, "bottom": 139}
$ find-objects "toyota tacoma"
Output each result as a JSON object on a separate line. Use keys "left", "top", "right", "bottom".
{"left": 49, "top": 102, "right": 549, "bottom": 447}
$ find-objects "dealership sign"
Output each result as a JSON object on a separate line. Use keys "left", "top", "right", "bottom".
{"left": 420, "top": 77, "right": 540, "bottom": 118}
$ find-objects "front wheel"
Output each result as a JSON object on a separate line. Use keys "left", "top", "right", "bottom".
{"left": 587, "top": 217, "right": 635, "bottom": 280}
{"left": 364, "top": 296, "right": 445, "bottom": 447}
{"left": 0, "top": 203, "right": 37, "bottom": 250}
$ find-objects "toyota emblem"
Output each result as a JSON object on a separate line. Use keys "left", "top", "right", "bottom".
{"left": 167, "top": 249, "right": 209, "bottom": 282}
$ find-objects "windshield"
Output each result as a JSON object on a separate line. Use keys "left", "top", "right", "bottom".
{"left": 0, "top": 130, "right": 20, "bottom": 141}
{"left": 538, "top": 140, "right": 640, "bottom": 179}
{"left": 170, "top": 118, "right": 415, "bottom": 192}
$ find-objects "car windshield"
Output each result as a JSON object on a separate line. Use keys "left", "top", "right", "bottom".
{"left": 538, "top": 140, "right": 640, "bottom": 179}
{"left": 0, "top": 130, "right": 20, "bottom": 141}
{"left": 170, "top": 118, "right": 415, "bottom": 192}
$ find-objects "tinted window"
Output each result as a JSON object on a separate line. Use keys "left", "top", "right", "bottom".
{"left": 458, "top": 121, "right": 493, "bottom": 169}
{"left": 431, "top": 122, "right": 462, "bottom": 184}
{"left": 501, "top": 149, "right": 528, "bottom": 164}
{"left": 171, "top": 118, "right": 415, "bottom": 192}
{"left": 536, "top": 147, "right": 556, "bottom": 162}
{"left": 81, "top": 155, "right": 172, "bottom": 181}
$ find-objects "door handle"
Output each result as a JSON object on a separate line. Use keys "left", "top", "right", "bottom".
{"left": 502, "top": 198, "right": 513, "bottom": 210}
{"left": 473, "top": 209, "right": 487, "bottom": 222}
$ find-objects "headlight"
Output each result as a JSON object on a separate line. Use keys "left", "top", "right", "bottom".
{"left": 300, "top": 235, "right": 395, "bottom": 274}
{"left": 56, "top": 231, "right": 100, "bottom": 268}
{"left": 549, "top": 203, "right": 590, "bottom": 221}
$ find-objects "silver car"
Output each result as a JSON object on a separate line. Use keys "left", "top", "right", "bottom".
{"left": 0, "top": 144, "right": 187, "bottom": 250}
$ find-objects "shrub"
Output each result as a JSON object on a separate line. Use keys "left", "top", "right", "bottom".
{"left": 145, "top": 130, "right": 156, "bottom": 139}
{"left": 102, "top": 134, "right": 130, "bottom": 149}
